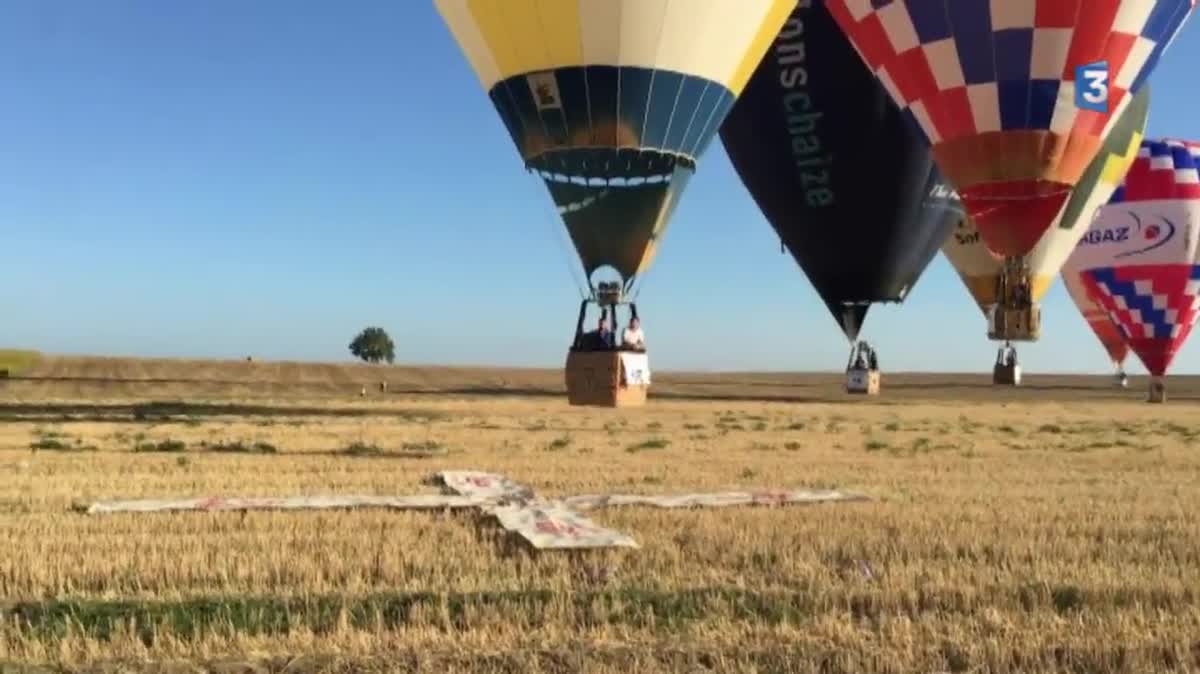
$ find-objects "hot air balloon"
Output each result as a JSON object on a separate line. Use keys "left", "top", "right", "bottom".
{"left": 1061, "top": 268, "right": 1132, "bottom": 386}
{"left": 1065, "top": 138, "right": 1200, "bottom": 402}
{"left": 433, "top": 0, "right": 792, "bottom": 406}
{"left": 719, "top": 0, "right": 964, "bottom": 394}
{"left": 826, "top": 0, "right": 1194, "bottom": 345}
{"left": 942, "top": 86, "right": 1150, "bottom": 382}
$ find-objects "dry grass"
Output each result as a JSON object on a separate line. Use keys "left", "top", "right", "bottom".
{"left": 1, "top": 357, "right": 1199, "bottom": 671}
{"left": 0, "top": 349, "right": 41, "bottom": 376}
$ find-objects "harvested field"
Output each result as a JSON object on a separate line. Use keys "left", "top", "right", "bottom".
{"left": 1, "top": 356, "right": 1199, "bottom": 672}
{"left": 0, "top": 349, "right": 41, "bottom": 378}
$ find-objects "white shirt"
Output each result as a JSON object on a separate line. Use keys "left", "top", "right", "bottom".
{"left": 622, "top": 327, "right": 644, "bottom": 347}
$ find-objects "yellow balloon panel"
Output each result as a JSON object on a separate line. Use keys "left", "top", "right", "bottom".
{"left": 435, "top": 0, "right": 793, "bottom": 95}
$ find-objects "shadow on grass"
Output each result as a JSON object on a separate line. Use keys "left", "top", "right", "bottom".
{"left": 0, "top": 401, "right": 450, "bottom": 423}
{"left": 3, "top": 582, "right": 1185, "bottom": 646}
{"left": 7, "top": 375, "right": 1200, "bottom": 409}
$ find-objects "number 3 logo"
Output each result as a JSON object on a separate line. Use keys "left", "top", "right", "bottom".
{"left": 1075, "top": 61, "right": 1110, "bottom": 113}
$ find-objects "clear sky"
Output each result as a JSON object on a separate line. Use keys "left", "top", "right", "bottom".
{"left": 3, "top": 1, "right": 1199, "bottom": 374}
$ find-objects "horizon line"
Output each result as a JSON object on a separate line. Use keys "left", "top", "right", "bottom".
{"left": 6, "top": 349, "right": 1171, "bottom": 378}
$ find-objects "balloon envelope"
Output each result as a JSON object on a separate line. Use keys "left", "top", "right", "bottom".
{"left": 826, "top": 0, "right": 1194, "bottom": 260}
{"left": 719, "top": 0, "right": 964, "bottom": 340}
{"left": 434, "top": 0, "right": 793, "bottom": 287}
{"left": 1061, "top": 267, "right": 1131, "bottom": 367}
{"left": 1065, "top": 138, "right": 1200, "bottom": 376}
{"left": 943, "top": 86, "right": 1150, "bottom": 314}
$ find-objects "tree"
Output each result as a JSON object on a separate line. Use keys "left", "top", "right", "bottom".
{"left": 349, "top": 326, "right": 395, "bottom": 364}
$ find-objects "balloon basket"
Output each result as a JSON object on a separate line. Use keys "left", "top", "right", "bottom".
{"left": 987, "top": 305, "right": 1041, "bottom": 342}
{"left": 565, "top": 350, "right": 649, "bottom": 408}
{"left": 845, "top": 368, "right": 880, "bottom": 395}
{"left": 988, "top": 260, "right": 1040, "bottom": 341}
{"left": 1148, "top": 377, "right": 1166, "bottom": 404}
{"left": 993, "top": 363, "right": 1021, "bottom": 386}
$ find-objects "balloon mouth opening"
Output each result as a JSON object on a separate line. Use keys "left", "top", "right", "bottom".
{"left": 528, "top": 151, "right": 696, "bottom": 217}
{"left": 591, "top": 278, "right": 628, "bottom": 305}
{"left": 535, "top": 169, "right": 675, "bottom": 188}
{"left": 960, "top": 180, "right": 1072, "bottom": 258}
{"left": 589, "top": 266, "right": 629, "bottom": 296}
{"left": 526, "top": 148, "right": 696, "bottom": 183}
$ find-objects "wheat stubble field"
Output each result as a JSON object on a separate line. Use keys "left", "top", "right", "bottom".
{"left": 1, "top": 355, "right": 1199, "bottom": 673}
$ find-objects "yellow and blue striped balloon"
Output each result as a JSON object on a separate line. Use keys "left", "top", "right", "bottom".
{"left": 435, "top": 0, "right": 792, "bottom": 286}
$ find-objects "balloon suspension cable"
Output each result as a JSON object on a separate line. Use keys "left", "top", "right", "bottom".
{"left": 846, "top": 339, "right": 879, "bottom": 371}
{"left": 526, "top": 169, "right": 589, "bottom": 301}
{"left": 626, "top": 145, "right": 681, "bottom": 303}
{"left": 629, "top": 261, "right": 654, "bottom": 302}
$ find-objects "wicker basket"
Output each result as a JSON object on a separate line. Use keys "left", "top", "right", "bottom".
{"left": 845, "top": 368, "right": 880, "bottom": 395}
{"left": 1148, "top": 377, "right": 1166, "bottom": 403}
{"left": 993, "top": 363, "right": 1021, "bottom": 385}
{"left": 565, "top": 350, "right": 648, "bottom": 407}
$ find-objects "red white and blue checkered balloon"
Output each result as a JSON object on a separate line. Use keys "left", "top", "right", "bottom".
{"left": 1064, "top": 138, "right": 1200, "bottom": 376}
{"left": 826, "top": 0, "right": 1195, "bottom": 261}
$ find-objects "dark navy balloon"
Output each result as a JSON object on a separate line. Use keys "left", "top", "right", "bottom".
{"left": 719, "top": 0, "right": 965, "bottom": 340}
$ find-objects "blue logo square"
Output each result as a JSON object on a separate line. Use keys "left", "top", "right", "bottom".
{"left": 1075, "top": 61, "right": 1110, "bottom": 113}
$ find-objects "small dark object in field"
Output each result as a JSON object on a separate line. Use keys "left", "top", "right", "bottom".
{"left": 209, "top": 440, "right": 278, "bottom": 454}
{"left": 134, "top": 439, "right": 187, "bottom": 453}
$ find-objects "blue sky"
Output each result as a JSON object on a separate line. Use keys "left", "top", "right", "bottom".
{"left": 2, "top": 1, "right": 1199, "bottom": 374}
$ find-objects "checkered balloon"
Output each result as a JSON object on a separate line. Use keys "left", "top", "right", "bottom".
{"left": 1065, "top": 138, "right": 1200, "bottom": 376}
{"left": 1082, "top": 266, "right": 1200, "bottom": 375}
{"left": 1062, "top": 269, "right": 1131, "bottom": 367}
{"left": 826, "top": 0, "right": 1195, "bottom": 259}
{"left": 1111, "top": 138, "right": 1200, "bottom": 202}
